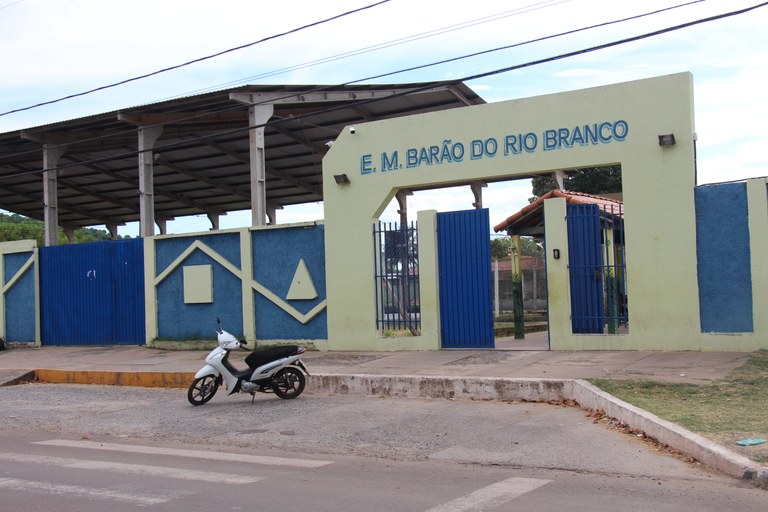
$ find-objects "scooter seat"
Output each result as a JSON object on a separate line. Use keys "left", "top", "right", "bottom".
{"left": 245, "top": 345, "right": 299, "bottom": 369}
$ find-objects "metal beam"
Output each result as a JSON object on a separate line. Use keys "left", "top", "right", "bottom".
{"left": 229, "top": 88, "right": 447, "bottom": 105}
{"left": 203, "top": 141, "right": 322, "bottom": 196}
{"left": 154, "top": 156, "right": 281, "bottom": 213}
{"left": 57, "top": 177, "right": 138, "bottom": 216}
{"left": 63, "top": 153, "right": 216, "bottom": 219}
{"left": 117, "top": 111, "right": 248, "bottom": 126}
{"left": 269, "top": 122, "right": 329, "bottom": 155}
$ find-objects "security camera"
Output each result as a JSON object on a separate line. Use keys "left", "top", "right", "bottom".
{"left": 349, "top": 126, "right": 356, "bottom": 134}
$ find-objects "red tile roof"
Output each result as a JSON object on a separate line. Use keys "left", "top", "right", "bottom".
{"left": 493, "top": 190, "right": 623, "bottom": 233}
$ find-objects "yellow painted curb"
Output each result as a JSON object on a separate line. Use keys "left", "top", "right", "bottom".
{"left": 34, "top": 369, "right": 195, "bottom": 388}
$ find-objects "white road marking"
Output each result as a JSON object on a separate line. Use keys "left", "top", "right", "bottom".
{"left": 423, "top": 477, "right": 551, "bottom": 512}
{"left": 34, "top": 439, "right": 334, "bottom": 468}
{"left": 0, "top": 477, "right": 176, "bottom": 505}
{"left": 0, "top": 452, "right": 263, "bottom": 484}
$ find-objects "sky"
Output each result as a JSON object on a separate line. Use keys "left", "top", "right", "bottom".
{"left": 1, "top": 0, "right": 767, "bottom": 237}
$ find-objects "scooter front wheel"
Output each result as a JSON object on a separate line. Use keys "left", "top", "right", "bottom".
{"left": 271, "top": 367, "right": 306, "bottom": 399}
{"left": 188, "top": 375, "right": 219, "bottom": 405}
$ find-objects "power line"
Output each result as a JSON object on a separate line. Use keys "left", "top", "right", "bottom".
{"left": 342, "top": 1, "right": 710, "bottom": 87}
{"left": 0, "top": 0, "right": 709, "bottom": 162}
{"left": 0, "top": 0, "right": 25, "bottom": 11}
{"left": 0, "top": 0, "right": 392, "bottom": 118}
{"left": 171, "top": 0, "right": 572, "bottom": 93}
{"left": 2, "top": 0, "right": 766, "bottom": 180}
{"left": 6, "top": 0, "right": 765, "bottom": 182}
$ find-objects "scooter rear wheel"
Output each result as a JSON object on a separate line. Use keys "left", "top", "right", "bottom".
{"left": 271, "top": 367, "right": 305, "bottom": 399}
{"left": 188, "top": 375, "right": 219, "bottom": 405}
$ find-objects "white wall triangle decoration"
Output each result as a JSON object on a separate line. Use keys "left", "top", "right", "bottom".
{"left": 286, "top": 259, "right": 318, "bottom": 300}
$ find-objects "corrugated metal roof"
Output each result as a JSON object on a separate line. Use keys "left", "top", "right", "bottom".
{"left": 0, "top": 82, "right": 484, "bottom": 231}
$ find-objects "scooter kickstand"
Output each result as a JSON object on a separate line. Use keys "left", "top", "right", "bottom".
{"left": 251, "top": 392, "right": 256, "bottom": 404}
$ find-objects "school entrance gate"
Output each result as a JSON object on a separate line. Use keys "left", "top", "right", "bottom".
{"left": 437, "top": 208, "right": 494, "bottom": 349}
{"left": 40, "top": 238, "right": 145, "bottom": 345}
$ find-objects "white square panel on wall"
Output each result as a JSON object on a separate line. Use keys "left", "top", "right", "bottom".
{"left": 183, "top": 264, "right": 213, "bottom": 304}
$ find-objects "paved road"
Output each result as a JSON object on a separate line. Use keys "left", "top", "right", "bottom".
{"left": 0, "top": 383, "right": 764, "bottom": 510}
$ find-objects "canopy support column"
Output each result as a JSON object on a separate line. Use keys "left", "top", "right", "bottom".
{"left": 471, "top": 181, "right": 487, "bottom": 209}
{"left": 247, "top": 105, "right": 274, "bottom": 226}
{"left": 138, "top": 126, "right": 163, "bottom": 237}
{"left": 396, "top": 189, "right": 411, "bottom": 226}
{"left": 42, "top": 145, "right": 66, "bottom": 246}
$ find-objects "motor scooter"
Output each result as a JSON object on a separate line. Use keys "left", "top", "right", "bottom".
{"left": 187, "top": 319, "right": 310, "bottom": 406}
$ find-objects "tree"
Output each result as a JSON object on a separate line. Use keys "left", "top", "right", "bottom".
{"left": 490, "top": 236, "right": 543, "bottom": 260}
{"left": 0, "top": 212, "right": 114, "bottom": 245}
{"left": 531, "top": 165, "right": 622, "bottom": 200}
{"left": 490, "top": 236, "right": 511, "bottom": 260}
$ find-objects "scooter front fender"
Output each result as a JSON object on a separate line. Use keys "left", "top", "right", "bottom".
{"left": 195, "top": 364, "right": 220, "bottom": 380}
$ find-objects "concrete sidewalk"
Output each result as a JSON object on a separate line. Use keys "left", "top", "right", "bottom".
{"left": 0, "top": 339, "right": 765, "bottom": 484}
{"left": 0, "top": 334, "right": 753, "bottom": 385}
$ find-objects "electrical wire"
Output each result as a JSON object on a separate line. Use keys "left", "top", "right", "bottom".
{"left": 0, "top": 0, "right": 711, "bottom": 163}
{"left": 5, "top": 0, "right": 765, "bottom": 181}
{"left": 0, "top": 0, "right": 25, "bottom": 11}
{"left": 0, "top": 0, "right": 392, "bottom": 118}
{"left": 167, "top": 0, "right": 572, "bottom": 96}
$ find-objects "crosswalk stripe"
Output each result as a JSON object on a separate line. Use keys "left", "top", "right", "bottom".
{"left": 0, "top": 452, "right": 263, "bottom": 484}
{"left": 423, "top": 477, "right": 551, "bottom": 512}
{"left": 0, "top": 477, "right": 178, "bottom": 506}
{"left": 34, "top": 439, "right": 334, "bottom": 468}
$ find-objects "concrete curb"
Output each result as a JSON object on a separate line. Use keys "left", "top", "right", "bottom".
{"left": 307, "top": 373, "right": 768, "bottom": 484}
{"left": 31, "top": 369, "right": 195, "bottom": 388}
{"left": 571, "top": 380, "right": 767, "bottom": 483}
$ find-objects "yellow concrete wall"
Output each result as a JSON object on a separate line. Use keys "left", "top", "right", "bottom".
{"left": 323, "top": 72, "right": 766, "bottom": 351}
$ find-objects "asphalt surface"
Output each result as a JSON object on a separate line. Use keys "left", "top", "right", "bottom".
{"left": 0, "top": 335, "right": 766, "bottom": 484}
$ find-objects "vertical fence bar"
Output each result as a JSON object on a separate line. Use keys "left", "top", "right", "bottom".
{"left": 373, "top": 220, "right": 420, "bottom": 335}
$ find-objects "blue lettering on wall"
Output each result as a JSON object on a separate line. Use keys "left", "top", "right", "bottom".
{"left": 406, "top": 148, "right": 418, "bottom": 168}
{"left": 361, "top": 154, "right": 374, "bottom": 174}
{"left": 471, "top": 138, "right": 498, "bottom": 160}
{"left": 544, "top": 120, "right": 629, "bottom": 151}
{"left": 381, "top": 151, "right": 400, "bottom": 172}
{"left": 504, "top": 133, "right": 537, "bottom": 154}
{"left": 360, "top": 120, "right": 629, "bottom": 174}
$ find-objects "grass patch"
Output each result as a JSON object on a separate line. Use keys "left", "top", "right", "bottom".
{"left": 589, "top": 350, "right": 768, "bottom": 464}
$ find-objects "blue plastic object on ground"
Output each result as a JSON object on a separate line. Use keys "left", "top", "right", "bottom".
{"left": 735, "top": 438, "right": 766, "bottom": 446}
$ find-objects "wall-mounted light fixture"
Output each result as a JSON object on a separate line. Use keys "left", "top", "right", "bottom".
{"left": 333, "top": 173, "right": 350, "bottom": 185}
{"left": 658, "top": 134, "right": 676, "bottom": 147}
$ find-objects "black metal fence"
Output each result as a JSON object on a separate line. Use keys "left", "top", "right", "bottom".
{"left": 373, "top": 221, "right": 420, "bottom": 334}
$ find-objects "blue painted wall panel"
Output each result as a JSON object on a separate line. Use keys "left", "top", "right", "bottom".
{"left": 4, "top": 251, "right": 36, "bottom": 343}
{"left": 252, "top": 225, "right": 327, "bottom": 339}
{"left": 155, "top": 233, "right": 241, "bottom": 272}
{"left": 695, "top": 182, "right": 753, "bottom": 332}
{"left": 155, "top": 235, "right": 243, "bottom": 339}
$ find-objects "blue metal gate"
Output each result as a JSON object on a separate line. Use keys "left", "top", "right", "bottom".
{"left": 567, "top": 204, "right": 604, "bottom": 333}
{"left": 40, "top": 238, "right": 145, "bottom": 345}
{"left": 437, "top": 208, "right": 494, "bottom": 349}
{"left": 567, "top": 203, "right": 627, "bottom": 334}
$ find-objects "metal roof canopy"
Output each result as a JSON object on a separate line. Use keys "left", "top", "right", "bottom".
{"left": 0, "top": 82, "right": 483, "bottom": 242}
